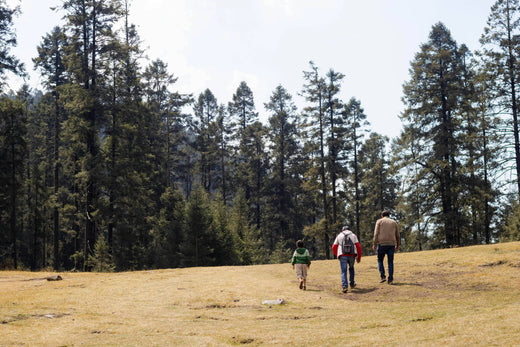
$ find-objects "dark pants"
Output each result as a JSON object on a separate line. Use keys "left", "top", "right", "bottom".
{"left": 377, "top": 245, "right": 395, "bottom": 281}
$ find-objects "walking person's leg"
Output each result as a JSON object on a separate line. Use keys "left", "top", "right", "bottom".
{"left": 340, "top": 257, "right": 348, "bottom": 292}
{"left": 348, "top": 257, "right": 356, "bottom": 288}
{"left": 377, "top": 245, "right": 387, "bottom": 282}
{"left": 295, "top": 264, "right": 304, "bottom": 289}
{"left": 302, "top": 265, "right": 307, "bottom": 290}
{"left": 387, "top": 246, "right": 395, "bottom": 284}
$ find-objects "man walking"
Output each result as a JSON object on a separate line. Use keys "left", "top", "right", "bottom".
{"left": 332, "top": 223, "right": 362, "bottom": 293}
{"left": 372, "top": 210, "right": 400, "bottom": 284}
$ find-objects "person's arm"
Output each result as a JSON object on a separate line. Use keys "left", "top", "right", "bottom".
{"left": 355, "top": 241, "right": 362, "bottom": 262}
{"left": 332, "top": 235, "right": 339, "bottom": 257}
{"left": 372, "top": 220, "right": 380, "bottom": 251}
{"left": 395, "top": 222, "right": 400, "bottom": 251}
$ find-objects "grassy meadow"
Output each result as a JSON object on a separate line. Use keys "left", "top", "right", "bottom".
{"left": 1, "top": 242, "right": 520, "bottom": 346}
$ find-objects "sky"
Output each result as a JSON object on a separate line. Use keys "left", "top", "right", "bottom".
{"left": 6, "top": 0, "right": 496, "bottom": 139}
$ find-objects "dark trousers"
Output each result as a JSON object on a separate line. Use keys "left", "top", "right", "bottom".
{"left": 377, "top": 245, "right": 395, "bottom": 281}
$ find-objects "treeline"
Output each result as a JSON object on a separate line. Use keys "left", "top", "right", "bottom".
{"left": 1, "top": 0, "right": 520, "bottom": 271}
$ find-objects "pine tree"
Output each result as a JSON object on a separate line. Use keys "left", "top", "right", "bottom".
{"left": 0, "top": 0, "right": 24, "bottom": 90}
{"left": 324, "top": 69, "right": 345, "bottom": 228}
{"left": 58, "top": 0, "right": 124, "bottom": 270}
{"left": 228, "top": 81, "right": 259, "bottom": 208}
{"left": 0, "top": 97, "right": 26, "bottom": 268}
{"left": 300, "top": 61, "right": 330, "bottom": 258}
{"left": 34, "top": 26, "right": 67, "bottom": 269}
{"left": 150, "top": 186, "right": 185, "bottom": 268}
{"left": 181, "top": 185, "right": 217, "bottom": 267}
{"left": 193, "top": 89, "right": 220, "bottom": 193}
{"left": 342, "top": 98, "right": 370, "bottom": 245}
{"left": 88, "top": 235, "right": 115, "bottom": 272}
{"left": 358, "top": 133, "right": 398, "bottom": 251}
{"left": 264, "top": 85, "right": 302, "bottom": 249}
{"left": 480, "top": 0, "right": 520, "bottom": 198}
{"left": 399, "top": 22, "right": 465, "bottom": 247}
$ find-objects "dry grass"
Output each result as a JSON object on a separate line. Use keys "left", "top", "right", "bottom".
{"left": 1, "top": 242, "right": 520, "bottom": 346}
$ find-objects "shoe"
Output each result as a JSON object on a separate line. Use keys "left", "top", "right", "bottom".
{"left": 303, "top": 286, "right": 306, "bottom": 291}
{"left": 350, "top": 283, "right": 356, "bottom": 288}
{"left": 388, "top": 279, "right": 393, "bottom": 285}
{"left": 380, "top": 277, "right": 386, "bottom": 283}
{"left": 299, "top": 281, "right": 303, "bottom": 290}
{"left": 342, "top": 287, "right": 348, "bottom": 293}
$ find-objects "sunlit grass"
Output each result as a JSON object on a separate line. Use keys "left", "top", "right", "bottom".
{"left": 1, "top": 242, "right": 520, "bottom": 346}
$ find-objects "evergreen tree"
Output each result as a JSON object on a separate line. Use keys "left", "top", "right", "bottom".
{"left": 0, "top": 0, "right": 24, "bottom": 90}
{"left": 228, "top": 81, "right": 258, "bottom": 133}
{"left": 214, "top": 104, "right": 233, "bottom": 204}
{"left": 88, "top": 235, "right": 115, "bottom": 272}
{"left": 19, "top": 86, "right": 51, "bottom": 270}
{"left": 193, "top": 89, "right": 220, "bottom": 193}
{"left": 324, "top": 68, "right": 345, "bottom": 228}
{"left": 472, "top": 62, "right": 503, "bottom": 244}
{"left": 358, "top": 133, "right": 398, "bottom": 252}
{"left": 34, "top": 26, "right": 67, "bottom": 269}
{"left": 480, "top": 0, "right": 520, "bottom": 198}
{"left": 211, "top": 196, "right": 238, "bottom": 265}
{"left": 0, "top": 97, "right": 26, "bottom": 268}
{"left": 342, "top": 98, "right": 370, "bottom": 245}
{"left": 98, "top": 7, "right": 162, "bottom": 269}
{"left": 229, "top": 189, "right": 266, "bottom": 264}
{"left": 228, "top": 81, "right": 259, "bottom": 208}
{"left": 264, "top": 85, "right": 302, "bottom": 249}
{"left": 458, "top": 45, "right": 501, "bottom": 244}
{"left": 399, "top": 22, "right": 465, "bottom": 247}
{"left": 501, "top": 200, "right": 520, "bottom": 240}
{"left": 181, "top": 185, "right": 218, "bottom": 267}
{"left": 150, "top": 186, "right": 185, "bottom": 268}
{"left": 300, "top": 61, "right": 330, "bottom": 258}
{"left": 241, "top": 121, "right": 268, "bottom": 231}
{"left": 58, "top": 0, "right": 124, "bottom": 270}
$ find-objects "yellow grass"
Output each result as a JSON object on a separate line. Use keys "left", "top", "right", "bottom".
{"left": 1, "top": 242, "right": 520, "bottom": 346}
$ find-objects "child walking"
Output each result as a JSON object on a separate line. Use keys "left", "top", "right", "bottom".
{"left": 291, "top": 240, "right": 311, "bottom": 290}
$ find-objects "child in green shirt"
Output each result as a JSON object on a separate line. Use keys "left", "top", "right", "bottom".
{"left": 291, "top": 240, "right": 311, "bottom": 290}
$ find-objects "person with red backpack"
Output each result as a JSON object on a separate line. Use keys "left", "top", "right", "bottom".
{"left": 332, "top": 223, "right": 362, "bottom": 293}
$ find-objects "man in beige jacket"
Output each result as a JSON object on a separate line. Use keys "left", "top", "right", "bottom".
{"left": 372, "top": 210, "right": 400, "bottom": 284}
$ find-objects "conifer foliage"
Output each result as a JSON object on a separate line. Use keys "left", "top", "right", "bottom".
{"left": 1, "top": 0, "right": 520, "bottom": 270}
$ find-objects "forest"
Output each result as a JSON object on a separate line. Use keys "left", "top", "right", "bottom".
{"left": 1, "top": 0, "right": 520, "bottom": 271}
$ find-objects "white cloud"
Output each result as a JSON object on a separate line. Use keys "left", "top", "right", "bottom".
{"left": 6, "top": 0, "right": 496, "bottom": 139}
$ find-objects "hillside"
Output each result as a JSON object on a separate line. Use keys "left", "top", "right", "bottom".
{"left": 1, "top": 242, "right": 520, "bottom": 346}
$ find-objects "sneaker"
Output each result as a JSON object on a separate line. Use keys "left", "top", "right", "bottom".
{"left": 388, "top": 279, "right": 393, "bottom": 285}
{"left": 380, "top": 277, "right": 386, "bottom": 283}
{"left": 342, "top": 287, "right": 348, "bottom": 293}
{"left": 350, "top": 283, "right": 356, "bottom": 288}
{"left": 299, "top": 281, "right": 303, "bottom": 290}
{"left": 303, "top": 286, "right": 306, "bottom": 291}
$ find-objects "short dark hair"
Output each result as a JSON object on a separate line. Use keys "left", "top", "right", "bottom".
{"left": 382, "top": 210, "right": 390, "bottom": 217}
{"left": 296, "top": 240, "right": 305, "bottom": 248}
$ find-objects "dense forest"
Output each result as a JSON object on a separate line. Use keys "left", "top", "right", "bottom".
{"left": 1, "top": 0, "right": 520, "bottom": 271}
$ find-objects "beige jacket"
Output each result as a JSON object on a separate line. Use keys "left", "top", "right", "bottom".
{"left": 373, "top": 217, "right": 400, "bottom": 247}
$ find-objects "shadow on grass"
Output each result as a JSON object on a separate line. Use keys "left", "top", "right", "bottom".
{"left": 390, "top": 282, "right": 422, "bottom": 287}
{"left": 350, "top": 287, "right": 378, "bottom": 294}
